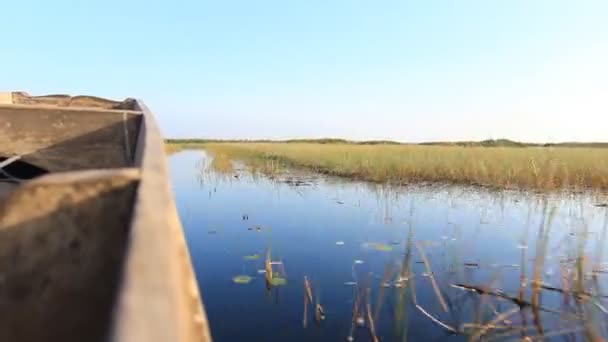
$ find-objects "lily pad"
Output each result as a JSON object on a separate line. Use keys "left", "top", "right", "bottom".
{"left": 232, "top": 275, "right": 253, "bottom": 284}
{"left": 269, "top": 277, "right": 287, "bottom": 286}
{"left": 374, "top": 243, "right": 393, "bottom": 252}
{"left": 243, "top": 254, "right": 261, "bottom": 261}
{"left": 361, "top": 242, "right": 393, "bottom": 252}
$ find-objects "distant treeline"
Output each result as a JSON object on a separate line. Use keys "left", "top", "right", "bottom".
{"left": 165, "top": 138, "right": 608, "bottom": 148}
{"left": 165, "top": 138, "right": 403, "bottom": 145}
{"left": 420, "top": 139, "right": 608, "bottom": 148}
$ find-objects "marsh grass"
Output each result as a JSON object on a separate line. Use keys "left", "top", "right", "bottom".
{"left": 339, "top": 199, "right": 608, "bottom": 341}
{"left": 165, "top": 142, "right": 206, "bottom": 155}
{"left": 209, "top": 152, "right": 234, "bottom": 173}
{"left": 187, "top": 145, "right": 608, "bottom": 339}
{"left": 200, "top": 143, "right": 608, "bottom": 191}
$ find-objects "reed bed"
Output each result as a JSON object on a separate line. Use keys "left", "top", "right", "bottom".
{"left": 165, "top": 142, "right": 205, "bottom": 155}
{"left": 192, "top": 150, "right": 608, "bottom": 340}
{"left": 200, "top": 142, "right": 608, "bottom": 191}
{"left": 392, "top": 201, "right": 606, "bottom": 340}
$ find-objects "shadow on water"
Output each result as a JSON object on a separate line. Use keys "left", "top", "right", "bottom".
{"left": 170, "top": 150, "right": 608, "bottom": 341}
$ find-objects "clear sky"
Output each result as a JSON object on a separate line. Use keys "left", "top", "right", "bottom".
{"left": 2, "top": 1, "right": 607, "bottom": 142}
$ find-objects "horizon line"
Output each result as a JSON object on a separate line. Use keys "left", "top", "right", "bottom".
{"left": 165, "top": 138, "right": 608, "bottom": 146}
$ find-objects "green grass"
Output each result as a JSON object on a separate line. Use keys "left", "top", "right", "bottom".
{"left": 194, "top": 142, "right": 608, "bottom": 190}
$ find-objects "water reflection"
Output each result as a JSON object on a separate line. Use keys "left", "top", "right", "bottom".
{"left": 170, "top": 150, "right": 608, "bottom": 341}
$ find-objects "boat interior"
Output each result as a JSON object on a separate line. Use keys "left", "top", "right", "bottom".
{"left": 0, "top": 93, "right": 144, "bottom": 342}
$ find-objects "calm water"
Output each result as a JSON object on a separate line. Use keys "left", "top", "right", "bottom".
{"left": 170, "top": 150, "right": 608, "bottom": 341}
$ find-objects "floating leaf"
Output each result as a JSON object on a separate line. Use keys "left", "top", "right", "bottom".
{"left": 269, "top": 277, "right": 287, "bottom": 286}
{"left": 361, "top": 242, "right": 393, "bottom": 252}
{"left": 232, "top": 275, "right": 253, "bottom": 284}
{"left": 374, "top": 243, "right": 393, "bottom": 252}
{"left": 243, "top": 254, "right": 261, "bottom": 261}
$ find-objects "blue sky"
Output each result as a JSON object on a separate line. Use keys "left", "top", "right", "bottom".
{"left": 2, "top": 1, "right": 607, "bottom": 142}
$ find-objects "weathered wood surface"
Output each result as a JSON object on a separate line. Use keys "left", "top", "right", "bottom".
{"left": 9, "top": 91, "right": 136, "bottom": 110}
{"left": 110, "top": 99, "right": 212, "bottom": 342}
{"left": 0, "top": 106, "right": 141, "bottom": 172}
{"left": 0, "top": 92, "right": 211, "bottom": 342}
{"left": 0, "top": 182, "right": 16, "bottom": 201}
{"left": 0, "top": 169, "right": 140, "bottom": 342}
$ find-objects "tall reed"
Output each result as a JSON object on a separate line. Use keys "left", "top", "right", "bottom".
{"left": 202, "top": 142, "right": 608, "bottom": 190}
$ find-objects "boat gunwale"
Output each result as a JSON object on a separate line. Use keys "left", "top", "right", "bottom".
{"left": 109, "top": 99, "right": 211, "bottom": 342}
{"left": 0, "top": 92, "right": 210, "bottom": 342}
{"left": 0, "top": 103, "right": 143, "bottom": 115}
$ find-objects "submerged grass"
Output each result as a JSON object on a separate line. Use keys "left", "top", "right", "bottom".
{"left": 199, "top": 142, "right": 608, "bottom": 191}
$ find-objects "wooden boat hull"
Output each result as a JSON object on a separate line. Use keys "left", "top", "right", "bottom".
{"left": 0, "top": 92, "right": 211, "bottom": 342}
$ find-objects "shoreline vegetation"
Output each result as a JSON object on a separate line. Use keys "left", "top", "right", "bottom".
{"left": 166, "top": 138, "right": 608, "bottom": 148}
{"left": 165, "top": 139, "right": 608, "bottom": 191}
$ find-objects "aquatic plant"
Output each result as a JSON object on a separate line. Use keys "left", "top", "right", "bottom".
{"left": 201, "top": 142, "right": 608, "bottom": 190}
{"left": 269, "top": 276, "right": 287, "bottom": 286}
{"left": 264, "top": 248, "right": 287, "bottom": 288}
{"left": 361, "top": 242, "right": 394, "bottom": 252}
{"left": 243, "top": 254, "right": 261, "bottom": 261}
{"left": 374, "top": 243, "right": 394, "bottom": 252}
{"left": 232, "top": 275, "right": 253, "bottom": 284}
